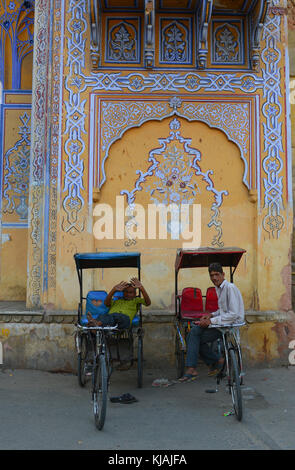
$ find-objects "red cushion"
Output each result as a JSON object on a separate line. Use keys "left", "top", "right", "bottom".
{"left": 180, "top": 288, "right": 204, "bottom": 319}
{"left": 205, "top": 287, "right": 218, "bottom": 312}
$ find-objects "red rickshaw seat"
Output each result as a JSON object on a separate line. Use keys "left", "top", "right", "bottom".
{"left": 205, "top": 287, "right": 218, "bottom": 312}
{"left": 179, "top": 287, "right": 204, "bottom": 319}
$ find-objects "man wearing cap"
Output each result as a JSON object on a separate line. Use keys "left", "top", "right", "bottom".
{"left": 179, "top": 262, "right": 244, "bottom": 382}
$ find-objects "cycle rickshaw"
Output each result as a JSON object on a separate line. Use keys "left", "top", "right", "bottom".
{"left": 74, "top": 252, "right": 144, "bottom": 430}
{"left": 174, "top": 247, "right": 246, "bottom": 421}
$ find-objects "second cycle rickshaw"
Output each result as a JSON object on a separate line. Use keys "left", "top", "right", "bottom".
{"left": 74, "top": 252, "right": 144, "bottom": 430}
{"left": 174, "top": 246, "right": 246, "bottom": 421}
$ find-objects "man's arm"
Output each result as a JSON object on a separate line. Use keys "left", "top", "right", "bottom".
{"left": 105, "top": 281, "right": 129, "bottom": 307}
{"left": 130, "top": 278, "right": 151, "bottom": 306}
{"left": 210, "top": 285, "right": 244, "bottom": 326}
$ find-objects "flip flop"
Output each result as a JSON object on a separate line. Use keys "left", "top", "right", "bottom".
{"left": 178, "top": 373, "right": 198, "bottom": 383}
{"left": 208, "top": 360, "right": 224, "bottom": 376}
{"left": 110, "top": 393, "right": 138, "bottom": 404}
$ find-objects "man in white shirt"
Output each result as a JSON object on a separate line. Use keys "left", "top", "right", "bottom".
{"left": 179, "top": 262, "right": 245, "bottom": 382}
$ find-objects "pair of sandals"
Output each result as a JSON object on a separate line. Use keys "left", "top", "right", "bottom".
{"left": 110, "top": 393, "right": 138, "bottom": 404}
{"left": 179, "top": 359, "right": 225, "bottom": 382}
{"left": 178, "top": 373, "right": 198, "bottom": 382}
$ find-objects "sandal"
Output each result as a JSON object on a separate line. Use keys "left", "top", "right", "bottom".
{"left": 110, "top": 393, "right": 138, "bottom": 404}
{"left": 208, "top": 359, "right": 224, "bottom": 376}
{"left": 178, "top": 373, "right": 198, "bottom": 382}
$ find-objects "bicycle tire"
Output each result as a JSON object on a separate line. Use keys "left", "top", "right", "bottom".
{"left": 137, "top": 335, "right": 143, "bottom": 388}
{"left": 231, "top": 335, "right": 244, "bottom": 385}
{"left": 93, "top": 354, "right": 108, "bottom": 430}
{"left": 77, "top": 334, "right": 88, "bottom": 387}
{"left": 175, "top": 333, "right": 185, "bottom": 379}
{"left": 229, "top": 348, "right": 243, "bottom": 421}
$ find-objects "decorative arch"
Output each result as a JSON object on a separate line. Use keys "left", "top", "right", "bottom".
{"left": 95, "top": 95, "right": 253, "bottom": 193}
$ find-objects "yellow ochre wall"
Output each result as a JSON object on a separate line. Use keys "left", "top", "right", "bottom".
{"left": 43, "top": 2, "right": 293, "bottom": 319}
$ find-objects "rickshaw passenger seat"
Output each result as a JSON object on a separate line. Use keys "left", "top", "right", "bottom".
{"left": 80, "top": 290, "right": 109, "bottom": 325}
{"left": 113, "top": 291, "right": 124, "bottom": 300}
{"left": 205, "top": 287, "right": 218, "bottom": 312}
{"left": 80, "top": 290, "right": 141, "bottom": 328}
{"left": 180, "top": 287, "right": 204, "bottom": 319}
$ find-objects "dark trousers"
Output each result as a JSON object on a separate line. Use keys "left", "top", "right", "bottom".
{"left": 185, "top": 325, "right": 222, "bottom": 368}
{"left": 98, "top": 312, "right": 130, "bottom": 329}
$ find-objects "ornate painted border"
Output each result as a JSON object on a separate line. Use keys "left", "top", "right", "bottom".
{"left": 27, "top": 0, "right": 52, "bottom": 307}
{"left": 93, "top": 95, "right": 252, "bottom": 191}
{"left": 63, "top": 0, "right": 287, "bottom": 242}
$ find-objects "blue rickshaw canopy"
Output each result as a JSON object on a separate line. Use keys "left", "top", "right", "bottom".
{"left": 74, "top": 252, "right": 141, "bottom": 270}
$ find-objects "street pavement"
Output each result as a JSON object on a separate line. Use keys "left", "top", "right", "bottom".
{"left": 0, "top": 363, "right": 294, "bottom": 451}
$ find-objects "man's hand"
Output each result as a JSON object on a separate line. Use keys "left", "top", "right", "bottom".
{"left": 130, "top": 277, "right": 142, "bottom": 289}
{"left": 194, "top": 317, "right": 211, "bottom": 328}
{"left": 202, "top": 313, "right": 213, "bottom": 320}
{"left": 114, "top": 281, "right": 129, "bottom": 291}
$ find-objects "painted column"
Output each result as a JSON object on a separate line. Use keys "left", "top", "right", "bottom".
{"left": 26, "top": 0, "right": 53, "bottom": 308}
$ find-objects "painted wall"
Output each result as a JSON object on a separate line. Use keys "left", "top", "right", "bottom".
{"left": 26, "top": 0, "right": 292, "bottom": 317}
{"left": 0, "top": 0, "right": 293, "bottom": 369}
{"left": 0, "top": 1, "right": 34, "bottom": 300}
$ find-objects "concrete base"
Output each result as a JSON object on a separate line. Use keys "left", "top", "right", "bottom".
{"left": 0, "top": 303, "right": 295, "bottom": 372}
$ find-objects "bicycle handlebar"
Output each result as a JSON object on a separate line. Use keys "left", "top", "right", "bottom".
{"left": 210, "top": 322, "right": 245, "bottom": 329}
{"left": 76, "top": 324, "right": 118, "bottom": 331}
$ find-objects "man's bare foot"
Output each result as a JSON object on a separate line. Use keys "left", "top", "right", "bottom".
{"left": 87, "top": 313, "right": 102, "bottom": 327}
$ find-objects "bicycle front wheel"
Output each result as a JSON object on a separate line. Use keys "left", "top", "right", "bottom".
{"left": 77, "top": 334, "right": 88, "bottom": 387}
{"left": 92, "top": 354, "right": 108, "bottom": 430}
{"left": 229, "top": 348, "right": 243, "bottom": 421}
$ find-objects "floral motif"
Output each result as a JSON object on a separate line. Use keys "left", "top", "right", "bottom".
{"left": 107, "top": 22, "right": 138, "bottom": 62}
{"left": 121, "top": 118, "right": 228, "bottom": 247}
{"left": 3, "top": 112, "right": 31, "bottom": 220}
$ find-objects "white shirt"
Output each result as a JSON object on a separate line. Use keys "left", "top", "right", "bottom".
{"left": 210, "top": 279, "right": 245, "bottom": 326}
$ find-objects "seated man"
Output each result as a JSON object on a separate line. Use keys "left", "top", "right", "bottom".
{"left": 179, "top": 262, "right": 245, "bottom": 382}
{"left": 87, "top": 278, "right": 151, "bottom": 329}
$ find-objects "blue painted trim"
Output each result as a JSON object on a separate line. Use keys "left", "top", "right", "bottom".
{"left": 0, "top": 86, "right": 4, "bottom": 230}
{"left": 0, "top": 100, "right": 31, "bottom": 230}
{"left": 42, "top": 0, "right": 55, "bottom": 294}
{"left": 2, "top": 223, "right": 28, "bottom": 228}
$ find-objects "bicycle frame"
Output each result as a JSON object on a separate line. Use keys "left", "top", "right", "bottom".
{"left": 214, "top": 324, "right": 245, "bottom": 421}
{"left": 218, "top": 326, "right": 244, "bottom": 384}
{"left": 77, "top": 325, "right": 118, "bottom": 376}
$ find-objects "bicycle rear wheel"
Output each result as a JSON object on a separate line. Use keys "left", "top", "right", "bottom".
{"left": 229, "top": 348, "right": 243, "bottom": 421}
{"left": 92, "top": 354, "right": 108, "bottom": 430}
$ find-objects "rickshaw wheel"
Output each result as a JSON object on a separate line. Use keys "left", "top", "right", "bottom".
{"left": 77, "top": 334, "right": 88, "bottom": 387}
{"left": 137, "top": 335, "right": 143, "bottom": 388}
{"left": 229, "top": 349, "right": 243, "bottom": 421}
{"left": 175, "top": 333, "right": 185, "bottom": 379}
{"left": 93, "top": 355, "right": 108, "bottom": 430}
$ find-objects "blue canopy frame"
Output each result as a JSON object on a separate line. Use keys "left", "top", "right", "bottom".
{"left": 74, "top": 252, "right": 141, "bottom": 323}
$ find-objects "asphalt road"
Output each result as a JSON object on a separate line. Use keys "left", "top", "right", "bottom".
{"left": 0, "top": 364, "right": 294, "bottom": 451}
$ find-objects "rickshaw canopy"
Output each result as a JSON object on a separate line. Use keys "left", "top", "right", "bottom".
{"left": 74, "top": 252, "right": 141, "bottom": 270}
{"left": 175, "top": 247, "right": 246, "bottom": 272}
